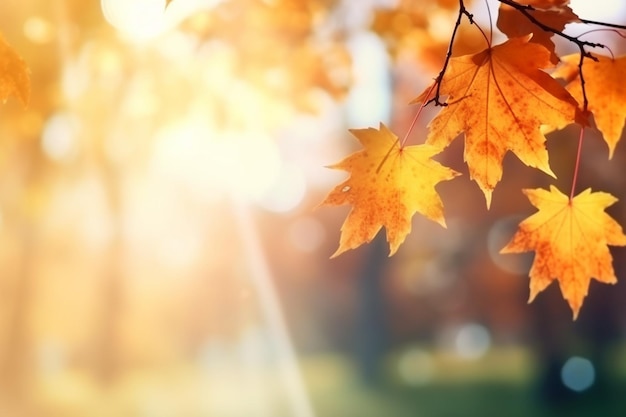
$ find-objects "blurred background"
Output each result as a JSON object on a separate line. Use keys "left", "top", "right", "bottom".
{"left": 0, "top": 0, "right": 626, "bottom": 416}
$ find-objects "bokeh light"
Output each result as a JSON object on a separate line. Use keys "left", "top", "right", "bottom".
{"left": 561, "top": 356, "right": 596, "bottom": 392}
{"left": 23, "top": 16, "right": 54, "bottom": 44}
{"left": 454, "top": 323, "right": 492, "bottom": 360}
{"left": 101, "top": 0, "right": 168, "bottom": 41}
{"left": 286, "top": 217, "right": 327, "bottom": 254}
{"left": 488, "top": 216, "right": 532, "bottom": 275}
{"left": 397, "top": 348, "right": 435, "bottom": 386}
{"left": 41, "top": 112, "right": 79, "bottom": 161}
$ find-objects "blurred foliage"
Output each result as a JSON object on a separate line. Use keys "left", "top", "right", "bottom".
{"left": 0, "top": 33, "right": 30, "bottom": 105}
{"left": 177, "top": 0, "right": 352, "bottom": 113}
{"left": 371, "top": 0, "right": 486, "bottom": 69}
{"left": 0, "top": 0, "right": 355, "bottom": 415}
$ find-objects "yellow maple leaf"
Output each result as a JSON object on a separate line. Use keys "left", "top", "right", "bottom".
{"left": 553, "top": 54, "right": 626, "bottom": 158}
{"left": 322, "top": 123, "right": 459, "bottom": 257}
{"left": 497, "top": 0, "right": 579, "bottom": 64}
{"left": 0, "top": 33, "right": 30, "bottom": 105}
{"left": 501, "top": 185, "right": 626, "bottom": 319}
{"left": 413, "top": 36, "right": 579, "bottom": 207}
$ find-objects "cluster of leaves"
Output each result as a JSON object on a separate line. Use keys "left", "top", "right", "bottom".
{"left": 323, "top": 0, "right": 626, "bottom": 319}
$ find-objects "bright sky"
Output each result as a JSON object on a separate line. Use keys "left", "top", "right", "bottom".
{"left": 569, "top": 0, "right": 626, "bottom": 22}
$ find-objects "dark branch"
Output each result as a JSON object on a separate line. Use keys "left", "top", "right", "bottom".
{"left": 578, "top": 18, "right": 626, "bottom": 31}
{"left": 576, "top": 47, "right": 589, "bottom": 112}
{"left": 495, "top": 0, "right": 614, "bottom": 112}
{"left": 496, "top": 0, "right": 607, "bottom": 50}
{"left": 431, "top": 0, "right": 475, "bottom": 106}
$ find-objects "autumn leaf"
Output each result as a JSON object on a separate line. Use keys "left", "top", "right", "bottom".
{"left": 497, "top": 0, "right": 579, "bottom": 64}
{"left": 0, "top": 33, "right": 30, "bottom": 106}
{"left": 413, "top": 36, "right": 579, "bottom": 207}
{"left": 321, "top": 123, "right": 459, "bottom": 257}
{"left": 501, "top": 185, "right": 626, "bottom": 319}
{"left": 553, "top": 54, "right": 626, "bottom": 158}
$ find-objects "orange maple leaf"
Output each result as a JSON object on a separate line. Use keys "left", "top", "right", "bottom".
{"left": 501, "top": 185, "right": 626, "bottom": 319}
{"left": 497, "top": 0, "right": 579, "bottom": 64}
{"left": 553, "top": 54, "right": 626, "bottom": 158}
{"left": 0, "top": 33, "right": 30, "bottom": 106}
{"left": 413, "top": 36, "right": 578, "bottom": 207}
{"left": 322, "top": 123, "right": 459, "bottom": 257}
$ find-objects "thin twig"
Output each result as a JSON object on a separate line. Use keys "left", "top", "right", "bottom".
{"left": 432, "top": 0, "right": 475, "bottom": 106}
{"left": 576, "top": 47, "right": 589, "bottom": 112}
{"left": 579, "top": 18, "right": 626, "bottom": 31}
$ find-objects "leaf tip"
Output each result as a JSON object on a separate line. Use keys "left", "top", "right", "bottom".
{"left": 484, "top": 189, "right": 493, "bottom": 210}
{"left": 607, "top": 144, "right": 616, "bottom": 160}
{"left": 499, "top": 241, "right": 514, "bottom": 254}
{"left": 329, "top": 246, "right": 346, "bottom": 259}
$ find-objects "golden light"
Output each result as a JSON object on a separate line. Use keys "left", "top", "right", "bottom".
{"left": 256, "top": 162, "right": 307, "bottom": 213}
{"left": 101, "top": 0, "right": 168, "bottom": 41}
{"left": 23, "top": 16, "right": 55, "bottom": 44}
{"left": 150, "top": 113, "right": 282, "bottom": 202}
{"left": 41, "top": 112, "right": 79, "bottom": 161}
{"left": 1, "top": 0, "right": 356, "bottom": 416}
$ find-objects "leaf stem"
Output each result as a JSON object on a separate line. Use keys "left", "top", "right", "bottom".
{"left": 377, "top": 82, "right": 439, "bottom": 173}
{"left": 400, "top": 82, "right": 437, "bottom": 148}
{"left": 570, "top": 126, "right": 585, "bottom": 201}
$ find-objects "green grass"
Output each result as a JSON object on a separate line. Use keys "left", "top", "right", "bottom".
{"left": 303, "top": 347, "right": 626, "bottom": 417}
{"left": 28, "top": 345, "right": 626, "bottom": 416}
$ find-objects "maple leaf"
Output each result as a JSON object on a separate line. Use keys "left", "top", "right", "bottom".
{"left": 553, "top": 54, "right": 626, "bottom": 158}
{"left": 322, "top": 123, "right": 459, "bottom": 257}
{"left": 501, "top": 185, "right": 626, "bottom": 319}
{"left": 413, "top": 36, "right": 579, "bottom": 207}
{"left": 0, "top": 33, "right": 30, "bottom": 105}
{"left": 497, "top": 0, "right": 579, "bottom": 64}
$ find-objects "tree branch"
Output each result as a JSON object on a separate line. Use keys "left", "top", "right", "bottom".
{"left": 577, "top": 18, "right": 626, "bottom": 31}
{"left": 431, "top": 0, "right": 475, "bottom": 106}
{"left": 495, "top": 0, "right": 615, "bottom": 112}
{"left": 496, "top": 0, "right": 607, "bottom": 50}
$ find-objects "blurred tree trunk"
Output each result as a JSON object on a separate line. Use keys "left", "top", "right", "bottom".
{"left": 0, "top": 218, "right": 37, "bottom": 412}
{"left": 0, "top": 160, "right": 45, "bottom": 414}
{"left": 92, "top": 154, "right": 125, "bottom": 385}
{"left": 355, "top": 233, "right": 389, "bottom": 386}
